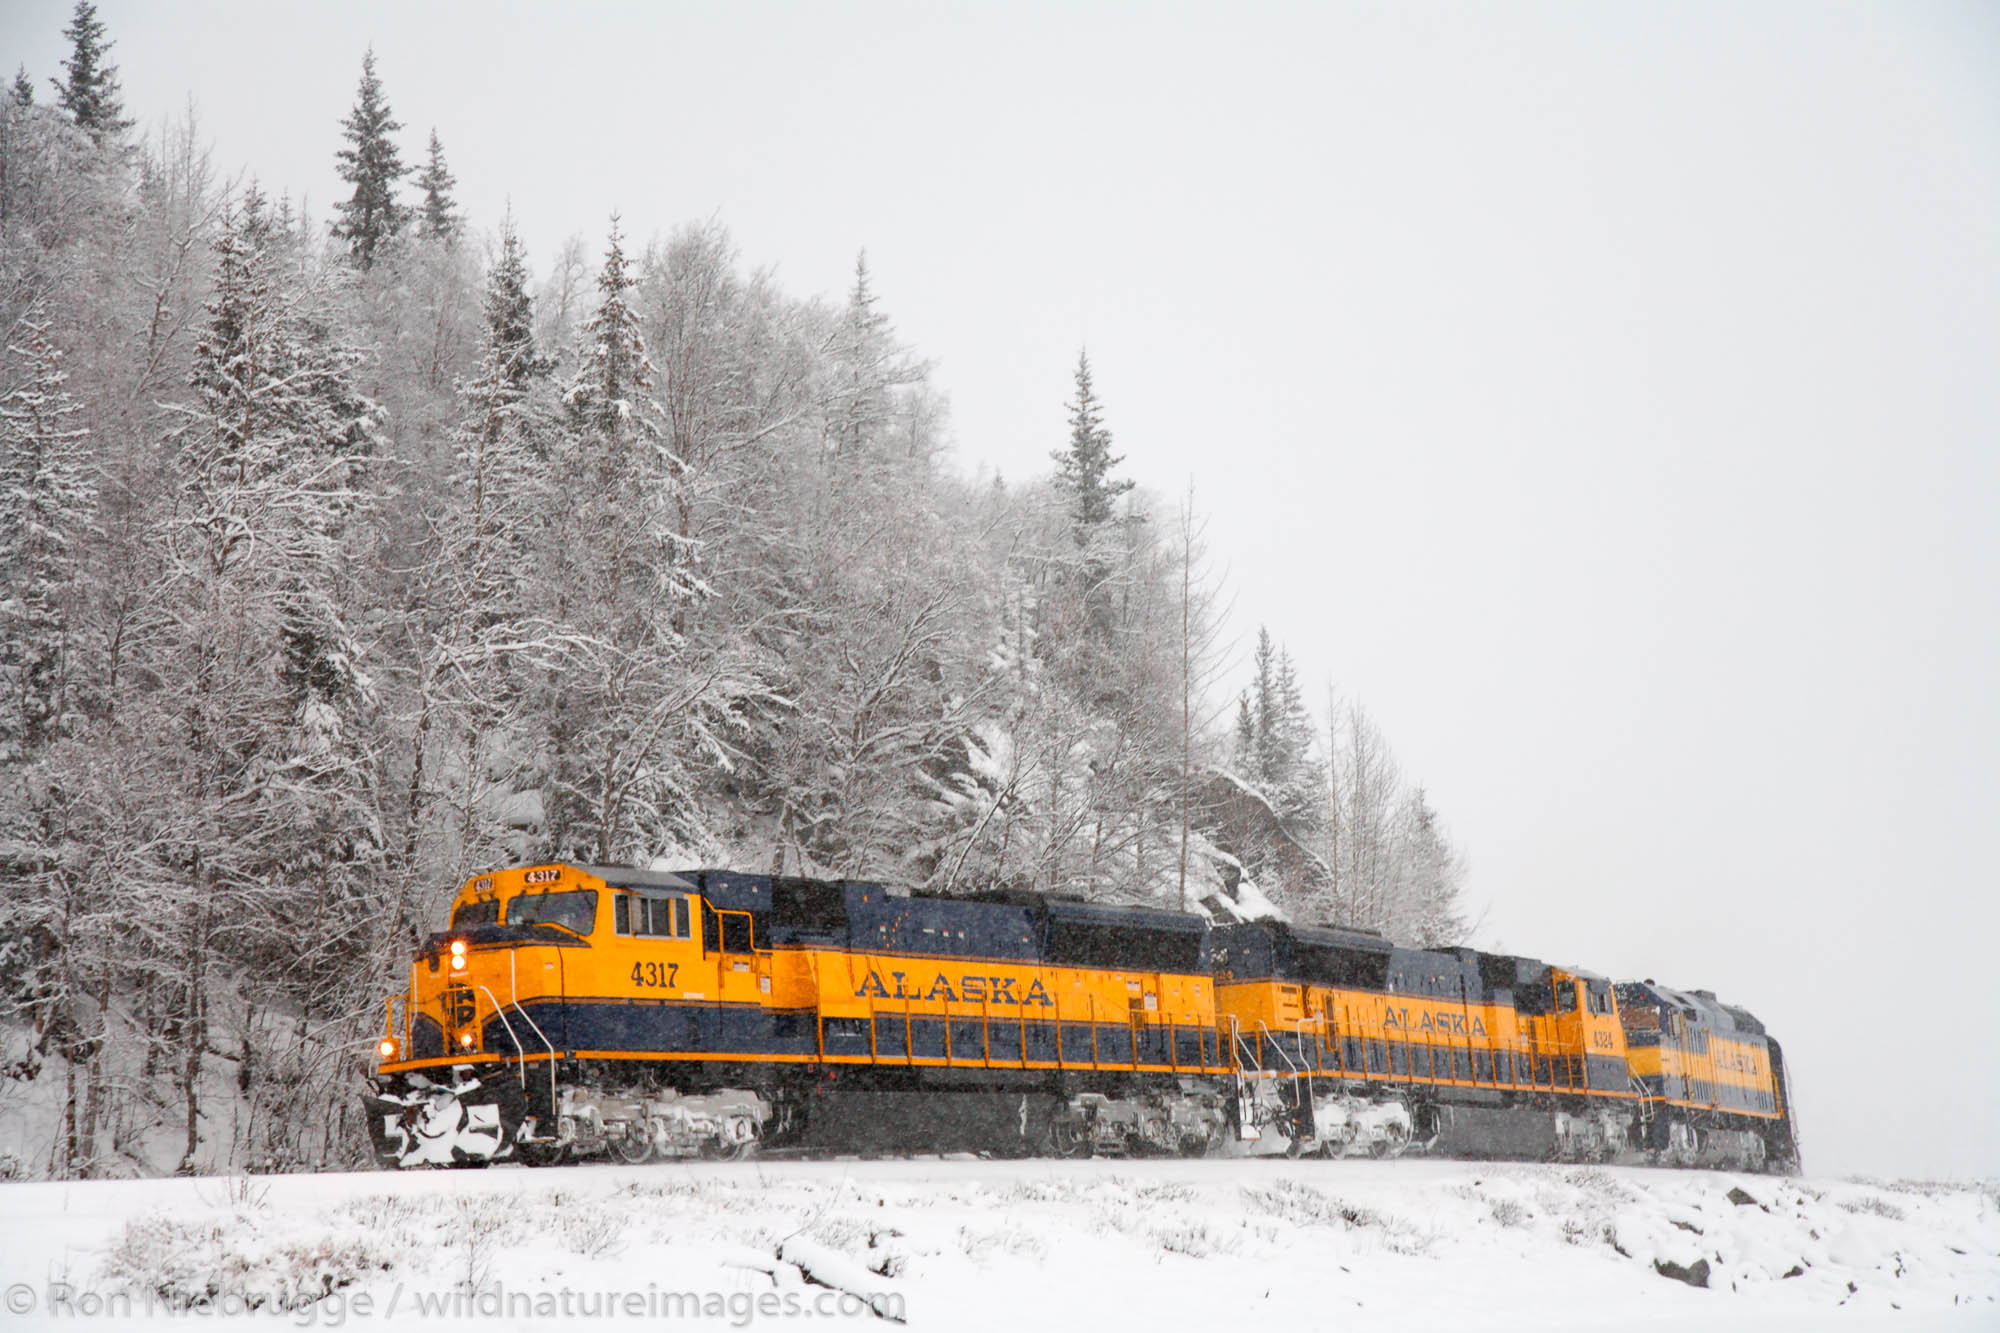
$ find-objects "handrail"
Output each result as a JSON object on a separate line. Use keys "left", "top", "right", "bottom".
{"left": 508, "top": 951, "right": 559, "bottom": 1121}
{"left": 1257, "top": 1020, "right": 1308, "bottom": 1142}
{"left": 715, "top": 907, "right": 760, "bottom": 953}
{"left": 475, "top": 983, "right": 529, "bottom": 1064}
{"left": 1256, "top": 1020, "right": 1303, "bottom": 1076}
{"left": 1225, "top": 1015, "right": 1261, "bottom": 1137}
{"left": 1229, "top": 1014, "right": 1261, "bottom": 1074}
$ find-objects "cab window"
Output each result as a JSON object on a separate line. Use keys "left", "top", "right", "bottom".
{"left": 616, "top": 893, "right": 691, "bottom": 939}
{"left": 1554, "top": 979, "right": 1578, "bottom": 1012}
{"left": 507, "top": 890, "right": 599, "bottom": 936}
{"left": 452, "top": 898, "right": 500, "bottom": 929}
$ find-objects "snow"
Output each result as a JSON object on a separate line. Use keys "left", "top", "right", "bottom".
{"left": 0, "top": 1158, "right": 1992, "bottom": 1331}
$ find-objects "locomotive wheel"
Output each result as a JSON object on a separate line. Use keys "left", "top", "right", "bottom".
{"left": 610, "top": 1121, "right": 654, "bottom": 1164}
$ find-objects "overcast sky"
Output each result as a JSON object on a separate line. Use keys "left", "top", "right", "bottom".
{"left": 6, "top": 1, "right": 1996, "bottom": 1180}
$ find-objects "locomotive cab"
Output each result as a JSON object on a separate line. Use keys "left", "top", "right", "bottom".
{"left": 386, "top": 868, "right": 608, "bottom": 1068}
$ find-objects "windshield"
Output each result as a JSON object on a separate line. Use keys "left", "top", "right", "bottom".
{"left": 507, "top": 890, "right": 599, "bottom": 936}
{"left": 451, "top": 898, "right": 500, "bottom": 929}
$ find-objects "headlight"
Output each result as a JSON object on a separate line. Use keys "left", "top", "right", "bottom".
{"left": 458, "top": 1033, "right": 475, "bottom": 1048}
{"left": 378, "top": 1039, "right": 397, "bottom": 1059}
{"left": 449, "top": 939, "right": 468, "bottom": 971}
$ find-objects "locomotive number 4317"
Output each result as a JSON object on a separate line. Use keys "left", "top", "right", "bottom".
{"left": 631, "top": 961, "right": 679, "bottom": 989}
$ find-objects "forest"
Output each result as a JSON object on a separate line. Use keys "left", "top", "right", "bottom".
{"left": 0, "top": 5, "right": 1468, "bottom": 1176}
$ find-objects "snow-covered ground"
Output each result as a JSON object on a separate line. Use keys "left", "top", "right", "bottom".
{"left": 0, "top": 1156, "right": 1993, "bottom": 1332}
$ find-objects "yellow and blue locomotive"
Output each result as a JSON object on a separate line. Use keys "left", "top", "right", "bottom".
{"left": 364, "top": 863, "right": 1800, "bottom": 1172}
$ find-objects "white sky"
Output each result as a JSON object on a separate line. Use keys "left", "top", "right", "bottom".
{"left": 6, "top": 1, "right": 1997, "bottom": 1180}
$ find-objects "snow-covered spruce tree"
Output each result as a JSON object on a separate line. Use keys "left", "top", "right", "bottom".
{"left": 1041, "top": 349, "right": 1141, "bottom": 659}
{"left": 0, "top": 315, "right": 110, "bottom": 1180}
{"left": 51, "top": 2, "right": 132, "bottom": 146}
{"left": 10, "top": 65, "right": 33, "bottom": 107}
{"left": 561, "top": 216, "right": 658, "bottom": 480}
{"left": 830, "top": 251, "right": 886, "bottom": 455}
{"left": 1052, "top": 349, "right": 1133, "bottom": 540}
{"left": 0, "top": 313, "right": 96, "bottom": 760}
{"left": 145, "top": 197, "right": 291, "bottom": 1173}
{"left": 1214, "top": 627, "right": 1331, "bottom": 915}
{"left": 145, "top": 195, "right": 389, "bottom": 1168}
{"left": 1249, "top": 628, "right": 1324, "bottom": 828}
{"left": 485, "top": 211, "right": 549, "bottom": 398}
{"left": 815, "top": 250, "right": 933, "bottom": 536}
{"left": 414, "top": 129, "right": 459, "bottom": 242}
{"left": 329, "top": 48, "right": 407, "bottom": 269}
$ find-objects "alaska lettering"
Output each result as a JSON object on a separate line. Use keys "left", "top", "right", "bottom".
{"left": 853, "top": 969, "right": 1052, "bottom": 1007}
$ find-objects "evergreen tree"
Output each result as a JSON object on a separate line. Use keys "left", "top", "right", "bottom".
{"left": 414, "top": 129, "right": 459, "bottom": 242}
{"left": 1249, "top": 627, "right": 1277, "bottom": 776}
{"left": 485, "top": 212, "right": 547, "bottom": 395}
{"left": 1244, "top": 627, "right": 1324, "bottom": 827}
{"left": 562, "top": 216, "right": 658, "bottom": 475}
{"left": 52, "top": 2, "right": 131, "bottom": 144}
{"left": 11, "top": 65, "right": 33, "bottom": 107}
{"left": 184, "top": 198, "right": 271, "bottom": 488}
{"left": 330, "top": 48, "right": 408, "bottom": 269}
{"left": 1052, "top": 349, "right": 1133, "bottom": 543}
{"left": 822, "top": 251, "right": 927, "bottom": 487}
{"left": 0, "top": 314, "right": 95, "bottom": 758}
{"left": 830, "top": 252, "right": 892, "bottom": 457}
{"left": 168, "top": 192, "right": 387, "bottom": 1012}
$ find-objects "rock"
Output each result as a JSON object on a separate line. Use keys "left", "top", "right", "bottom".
{"left": 1654, "top": 1257, "right": 1712, "bottom": 1288}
